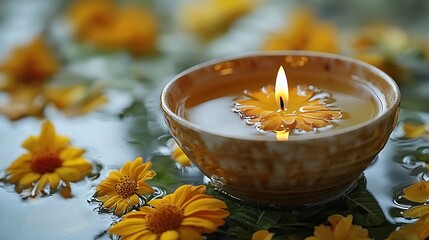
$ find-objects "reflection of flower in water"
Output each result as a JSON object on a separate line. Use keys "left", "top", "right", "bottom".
{"left": 386, "top": 215, "right": 429, "bottom": 240}
{"left": 171, "top": 142, "right": 192, "bottom": 167}
{"left": 252, "top": 230, "right": 274, "bottom": 240}
{"left": 5, "top": 121, "right": 92, "bottom": 198}
{"left": 305, "top": 214, "right": 370, "bottom": 240}
{"left": 68, "top": 0, "right": 157, "bottom": 56}
{"left": 234, "top": 85, "right": 342, "bottom": 132}
{"left": 262, "top": 9, "right": 339, "bottom": 53}
{"left": 179, "top": 0, "right": 259, "bottom": 41}
{"left": 95, "top": 157, "right": 155, "bottom": 216}
{"left": 403, "top": 181, "right": 429, "bottom": 203}
{"left": 109, "top": 184, "right": 229, "bottom": 239}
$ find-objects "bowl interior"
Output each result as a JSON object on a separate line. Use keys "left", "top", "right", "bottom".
{"left": 161, "top": 51, "right": 400, "bottom": 141}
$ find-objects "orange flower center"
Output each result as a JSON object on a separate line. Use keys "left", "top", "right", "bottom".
{"left": 115, "top": 176, "right": 137, "bottom": 198}
{"left": 146, "top": 204, "right": 184, "bottom": 234}
{"left": 31, "top": 151, "right": 62, "bottom": 174}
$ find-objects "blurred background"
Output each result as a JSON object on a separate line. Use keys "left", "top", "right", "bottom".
{"left": 1, "top": 0, "right": 429, "bottom": 118}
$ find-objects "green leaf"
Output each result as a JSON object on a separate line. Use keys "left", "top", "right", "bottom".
{"left": 256, "top": 210, "right": 282, "bottom": 229}
{"left": 344, "top": 188, "right": 387, "bottom": 227}
{"left": 368, "top": 224, "right": 398, "bottom": 240}
{"left": 146, "top": 154, "right": 181, "bottom": 193}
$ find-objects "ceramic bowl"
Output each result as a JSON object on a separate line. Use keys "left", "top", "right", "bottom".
{"left": 160, "top": 51, "right": 400, "bottom": 206}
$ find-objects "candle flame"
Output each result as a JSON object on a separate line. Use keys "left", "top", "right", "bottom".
{"left": 275, "top": 66, "right": 288, "bottom": 111}
{"left": 276, "top": 131, "right": 289, "bottom": 141}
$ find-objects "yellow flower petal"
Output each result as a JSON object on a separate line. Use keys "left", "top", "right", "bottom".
{"left": 252, "top": 230, "right": 274, "bottom": 240}
{"left": 62, "top": 158, "right": 92, "bottom": 173}
{"left": 403, "top": 205, "right": 429, "bottom": 219}
{"left": 179, "top": 0, "right": 259, "bottom": 41}
{"left": 96, "top": 156, "right": 155, "bottom": 216}
{"left": 5, "top": 154, "right": 32, "bottom": 172}
{"left": 19, "top": 172, "right": 41, "bottom": 187}
{"left": 334, "top": 215, "right": 353, "bottom": 239}
{"left": 403, "top": 182, "right": 429, "bottom": 203}
{"left": 403, "top": 122, "right": 426, "bottom": 139}
{"left": 37, "top": 174, "right": 50, "bottom": 191}
{"left": 0, "top": 88, "right": 46, "bottom": 120}
{"left": 160, "top": 230, "right": 179, "bottom": 240}
{"left": 60, "top": 147, "right": 85, "bottom": 160}
{"left": 184, "top": 198, "right": 228, "bottom": 216}
{"left": 386, "top": 215, "right": 429, "bottom": 240}
{"left": 39, "top": 121, "right": 57, "bottom": 149}
{"left": 59, "top": 183, "right": 73, "bottom": 198}
{"left": 21, "top": 135, "right": 40, "bottom": 153}
{"left": 44, "top": 84, "right": 108, "bottom": 116}
{"left": 262, "top": 9, "right": 339, "bottom": 53}
{"left": 0, "top": 36, "right": 59, "bottom": 88}
{"left": 5, "top": 121, "right": 91, "bottom": 197}
{"left": 171, "top": 143, "right": 192, "bottom": 167}
{"left": 306, "top": 214, "right": 370, "bottom": 240}
{"left": 181, "top": 217, "right": 217, "bottom": 232}
{"left": 111, "top": 184, "right": 228, "bottom": 239}
{"left": 67, "top": 0, "right": 157, "bottom": 55}
{"left": 55, "top": 167, "right": 84, "bottom": 182}
{"left": 109, "top": 219, "right": 148, "bottom": 236}
{"left": 176, "top": 226, "right": 203, "bottom": 240}
{"left": 48, "top": 173, "right": 61, "bottom": 190}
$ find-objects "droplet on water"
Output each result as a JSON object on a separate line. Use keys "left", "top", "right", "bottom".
{"left": 401, "top": 155, "right": 417, "bottom": 166}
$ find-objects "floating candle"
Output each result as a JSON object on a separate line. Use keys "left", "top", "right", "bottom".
{"left": 185, "top": 70, "right": 378, "bottom": 140}
{"left": 234, "top": 66, "right": 343, "bottom": 138}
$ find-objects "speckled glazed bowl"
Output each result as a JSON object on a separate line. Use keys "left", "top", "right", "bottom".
{"left": 160, "top": 51, "right": 400, "bottom": 206}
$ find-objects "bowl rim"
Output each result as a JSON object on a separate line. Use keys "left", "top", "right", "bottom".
{"left": 160, "top": 51, "right": 401, "bottom": 141}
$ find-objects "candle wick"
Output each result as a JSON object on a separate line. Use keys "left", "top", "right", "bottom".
{"left": 279, "top": 96, "right": 285, "bottom": 110}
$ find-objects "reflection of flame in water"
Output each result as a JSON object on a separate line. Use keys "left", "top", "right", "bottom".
{"left": 276, "top": 131, "right": 289, "bottom": 141}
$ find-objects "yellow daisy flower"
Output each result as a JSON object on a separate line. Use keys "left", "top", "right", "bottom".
{"left": 44, "top": 84, "right": 108, "bottom": 117}
{"left": 305, "top": 214, "right": 370, "bottom": 240}
{"left": 262, "top": 9, "right": 340, "bottom": 53}
{"left": 0, "top": 36, "right": 106, "bottom": 120}
{"left": 68, "top": 0, "right": 157, "bottom": 56}
{"left": 109, "top": 184, "right": 230, "bottom": 240}
{"left": 179, "top": 0, "right": 259, "bottom": 41}
{"left": 403, "top": 181, "right": 429, "bottom": 203}
{"left": 5, "top": 121, "right": 92, "bottom": 194}
{"left": 95, "top": 157, "right": 155, "bottom": 216}
{"left": 171, "top": 142, "right": 192, "bottom": 167}
{"left": 386, "top": 215, "right": 429, "bottom": 240}
{"left": 0, "top": 37, "right": 59, "bottom": 90}
{"left": 252, "top": 230, "right": 274, "bottom": 240}
{"left": 349, "top": 24, "right": 410, "bottom": 79}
